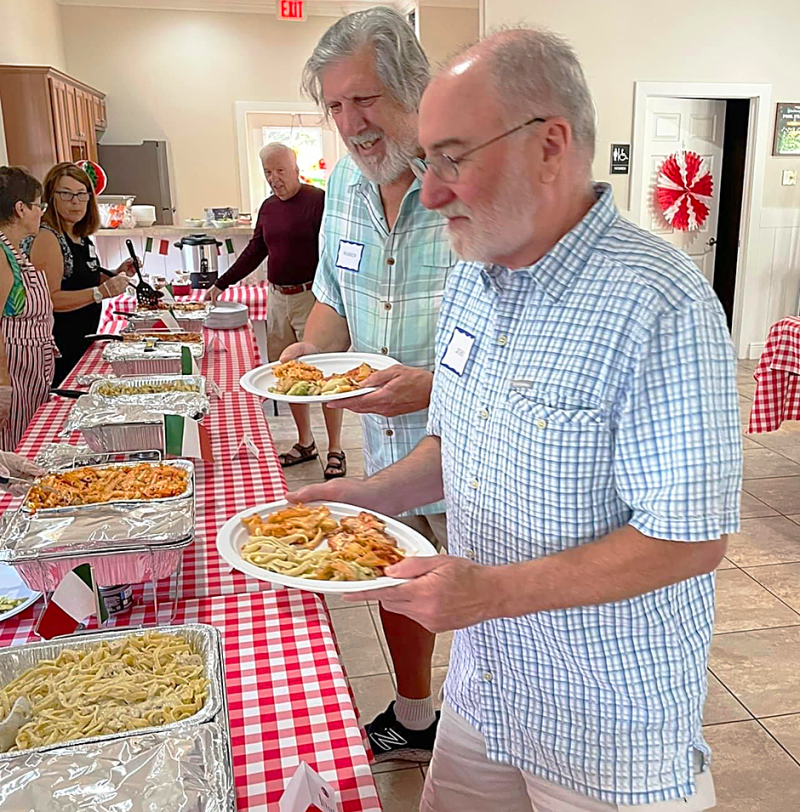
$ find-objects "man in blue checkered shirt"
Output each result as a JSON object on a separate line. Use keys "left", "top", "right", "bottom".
{"left": 293, "top": 27, "right": 741, "bottom": 812}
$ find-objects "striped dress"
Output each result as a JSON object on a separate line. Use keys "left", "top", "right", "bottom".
{"left": 0, "top": 232, "right": 55, "bottom": 450}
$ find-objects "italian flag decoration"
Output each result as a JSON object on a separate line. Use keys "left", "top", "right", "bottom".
{"left": 36, "top": 563, "right": 108, "bottom": 640}
{"left": 145, "top": 237, "right": 154, "bottom": 254}
{"left": 181, "top": 345, "right": 199, "bottom": 375}
{"left": 225, "top": 238, "right": 234, "bottom": 254}
{"left": 164, "top": 414, "right": 214, "bottom": 461}
{"left": 159, "top": 239, "right": 170, "bottom": 256}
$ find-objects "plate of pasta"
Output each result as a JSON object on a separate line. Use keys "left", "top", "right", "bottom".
{"left": 0, "top": 565, "right": 40, "bottom": 623}
{"left": 239, "top": 352, "right": 400, "bottom": 403}
{"left": 216, "top": 500, "right": 438, "bottom": 594}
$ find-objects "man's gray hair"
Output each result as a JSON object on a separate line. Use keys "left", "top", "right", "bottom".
{"left": 484, "top": 28, "right": 596, "bottom": 159}
{"left": 302, "top": 6, "right": 430, "bottom": 115}
{"left": 259, "top": 142, "right": 296, "bottom": 163}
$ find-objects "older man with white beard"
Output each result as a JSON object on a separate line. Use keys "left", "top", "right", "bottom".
{"left": 280, "top": 7, "right": 455, "bottom": 763}
{"left": 292, "top": 26, "right": 741, "bottom": 812}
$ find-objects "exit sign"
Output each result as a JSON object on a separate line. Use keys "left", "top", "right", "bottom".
{"left": 277, "top": 0, "right": 305, "bottom": 20}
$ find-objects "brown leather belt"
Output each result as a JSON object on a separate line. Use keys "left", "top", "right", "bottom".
{"left": 271, "top": 282, "right": 313, "bottom": 296}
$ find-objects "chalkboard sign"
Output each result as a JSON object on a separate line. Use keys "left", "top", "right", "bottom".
{"left": 773, "top": 103, "right": 800, "bottom": 156}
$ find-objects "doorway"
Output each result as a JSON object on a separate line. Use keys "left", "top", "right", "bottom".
{"left": 629, "top": 82, "right": 772, "bottom": 358}
{"left": 636, "top": 96, "right": 748, "bottom": 329}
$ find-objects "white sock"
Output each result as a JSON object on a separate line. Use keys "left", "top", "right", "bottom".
{"left": 394, "top": 693, "right": 436, "bottom": 731}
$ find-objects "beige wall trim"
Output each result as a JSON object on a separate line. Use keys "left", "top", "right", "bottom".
{"left": 57, "top": 0, "right": 416, "bottom": 16}
{"left": 629, "top": 81, "right": 772, "bottom": 359}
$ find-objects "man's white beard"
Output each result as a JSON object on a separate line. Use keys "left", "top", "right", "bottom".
{"left": 440, "top": 165, "right": 538, "bottom": 265}
{"left": 348, "top": 128, "right": 419, "bottom": 186}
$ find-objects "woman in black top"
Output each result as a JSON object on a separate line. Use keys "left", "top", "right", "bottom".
{"left": 26, "top": 163, "right": 133, "bottom": 384}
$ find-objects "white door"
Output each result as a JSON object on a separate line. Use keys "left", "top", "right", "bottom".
{"left": 638, "top": 97, "right": 726, "bottom": 283}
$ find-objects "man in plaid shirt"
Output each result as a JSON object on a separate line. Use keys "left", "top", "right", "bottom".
{"left": 283, "top": 8, "right": 454, "bottom": 761}
{"left": 294, "top": 28, "right": 741, "bottom": 812}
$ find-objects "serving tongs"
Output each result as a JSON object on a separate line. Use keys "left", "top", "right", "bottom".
{"left": 126, "top": 239, "right": 163, "bottom": 306}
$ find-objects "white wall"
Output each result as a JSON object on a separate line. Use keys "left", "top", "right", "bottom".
{"left": 418, "top": 3, "right": 479, "bottom": 69}
{"left": 0, "top": 0, "right": 66, "bottom": 170}
{"left": 61, "top": 5, "right": 337, "bottom": 220}
{"left": 484, "top": 0, "right": 800, "bottom": 356}
{"left": 0, "top": 0, "right": 66, "bottom": 70}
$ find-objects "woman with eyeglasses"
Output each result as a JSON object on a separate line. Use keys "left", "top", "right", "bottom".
{"left": 0, "top": 166, "right": 56, "bottom": 450}
{"left": 25, "top": 162, "right": 134, "bottom": 384}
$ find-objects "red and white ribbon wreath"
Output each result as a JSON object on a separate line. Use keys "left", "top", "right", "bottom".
{"left": 656, "top": 151, "right": 713, "bottom": 231}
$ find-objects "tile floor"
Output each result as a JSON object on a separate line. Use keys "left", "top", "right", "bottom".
{"left": 266, "top": 360, "right": 800, "bottom": 811}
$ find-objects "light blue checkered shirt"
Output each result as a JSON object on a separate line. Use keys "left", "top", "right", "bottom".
{"left": 314, "top": 155, "right": 455, "bottom": 515}
{"left": 427, "top": 185, "right": 741, "bottom": 804}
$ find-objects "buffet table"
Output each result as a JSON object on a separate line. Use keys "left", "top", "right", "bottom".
{"left": 747, "top": 315, "right": 800, "bottom": 433}
{"left": 102, "top": 285, "right": 271, "bottom": 363}
{"left": 0, "top": 321, "right": 381, "bottom": 811}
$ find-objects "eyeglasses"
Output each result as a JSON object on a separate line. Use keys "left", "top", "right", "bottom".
{"left": 411, "top": 115, "right": 547, "bottom": 184}
{"left": 28, "top": 201, "right": 48, "bottom": 214}
{"left": 55, "top": 190, "right": 91, "bottom": 203}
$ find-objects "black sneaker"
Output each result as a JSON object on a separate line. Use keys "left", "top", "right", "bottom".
{"left": 365, "top": 701, "right": 440, "bottom": 763}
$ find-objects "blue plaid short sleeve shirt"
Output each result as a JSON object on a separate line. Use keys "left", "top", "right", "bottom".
{"left": 314, "top": 156, "right": 455, "bottom": 515}
{"left": 427, "top": 184, "right": 741, "bottom": 804}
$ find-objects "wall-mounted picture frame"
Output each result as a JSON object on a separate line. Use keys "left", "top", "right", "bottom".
{"left": 773, "top": 103, "right": 800, "bottom": 155}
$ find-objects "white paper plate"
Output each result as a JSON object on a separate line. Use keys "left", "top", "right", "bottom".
{"left": 239, "top": 352, "right": 399, "bottom": 404}
{"left": 0, "top": 564, "right": 41, "bottom": 622}
{"left": 216, "top": 500, "right": 437, "bottom": 594}
{"left": 210, "top": 301, "right": 248, "bottom": 316}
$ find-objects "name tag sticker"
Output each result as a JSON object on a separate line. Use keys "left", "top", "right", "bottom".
{"left": 441, "top": 327, "right": 475, "bottom": 376}
{"left": 336, "top": 240, "right": 364, "bottom": 273}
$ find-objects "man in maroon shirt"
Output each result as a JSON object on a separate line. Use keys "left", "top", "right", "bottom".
{"left": 207, "top": 143, "right": 345, "bottom": 477}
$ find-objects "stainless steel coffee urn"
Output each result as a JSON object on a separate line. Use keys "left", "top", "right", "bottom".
{"left": 173, "top": 233, "right": 222, "bottom": 289}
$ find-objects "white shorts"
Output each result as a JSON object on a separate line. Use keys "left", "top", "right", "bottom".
{"left": 420, "top": 702, "right": 716, "bottom": 812}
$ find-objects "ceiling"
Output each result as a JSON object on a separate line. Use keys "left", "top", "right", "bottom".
{"left": 54, "top": 0, "right": 438, "bottom": 17}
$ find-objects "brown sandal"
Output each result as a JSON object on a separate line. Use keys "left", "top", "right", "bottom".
{"left": 279, "top": 441, "right": 318, "bottom": 468}
{"left": 324, "top": 451, "right": 346, "bottom": 480}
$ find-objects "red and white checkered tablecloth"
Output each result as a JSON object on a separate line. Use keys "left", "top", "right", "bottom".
{"left": 747, "top": 316, "right": 800, "bottom": 433}
{"left": 0, "top": 590, "right": 381, "bottom": 812}
{"left": 103, "top": 284, "right": 269, "bottom": 325}
{"left": 2, "top": 387, "right": 286, "bottom": 601}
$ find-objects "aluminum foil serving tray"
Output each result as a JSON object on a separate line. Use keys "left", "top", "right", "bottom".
{"left": 0, "top": 720, "right": 236, "bottom": 811}
{"left": 0, "top": 624, "right": 224, "bottom": 761}
{"left": 127, "top": 304, "right": 210, "bottom": 334}
{"left": 64, "top": 388, "right": 210, "bottom": 454}
{"left": 89, "top": 374, "right": 207, "bottom": 401}
{"left": 22, "top": 459, "right": 195, "bottom": 516}
{"left": 103, "top": 339, "right": 205, "bottom": 377}
{"left": 0, "top": 460, "right": 195, "bottom": 590}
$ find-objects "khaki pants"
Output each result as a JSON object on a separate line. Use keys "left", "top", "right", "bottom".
{"left": 421, "top": 703, "right": 716, "bottom": 812}
{"left": 397, "top": 513, "right": 448, "bottom": 552}
{"left": 266, "top": 286, "right": 315, "bottom": 363}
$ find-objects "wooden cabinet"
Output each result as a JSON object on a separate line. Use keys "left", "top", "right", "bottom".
{"left": 0, "top": 66, "right": 107, "bottom": 182}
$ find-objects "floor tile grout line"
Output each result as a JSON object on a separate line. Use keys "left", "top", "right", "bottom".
{"left": 743, "top": 473, "right": 800, "bottom": 482}
{"left": 754, "top": 710, "right": 800, "bottom": 721}
{"left": 368, "top": 599, "right": 394, "bottom": 675}
{"left": 735, "top": 567, "right": 800, "bottom": 618}
{"left": 737, "top": 560, "right": 800, "bottom": 569}
{"left": 713, "top": 622, "right": 800, "bottom": 636}
{"left": 707, "top": 667, "right": 755, "bottom": 720}
{"left": 755, "top": 718, "right": 800, "bottom": 769}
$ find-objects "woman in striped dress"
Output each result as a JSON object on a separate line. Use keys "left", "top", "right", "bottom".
{"left": 0, "top": 167, "right": 55, "bottom": 451}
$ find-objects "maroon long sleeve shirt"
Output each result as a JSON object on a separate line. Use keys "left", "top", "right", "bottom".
{"left": 216, "top": 184, "right": 325, "bottom": 289}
